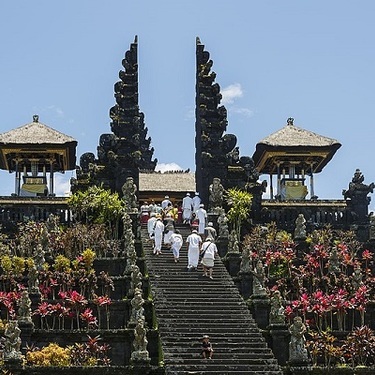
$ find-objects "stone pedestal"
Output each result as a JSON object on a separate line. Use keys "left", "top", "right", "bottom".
{"left": 239, "top": 271, "right": 252, "bottom": 299}
{"left": 216, "top": 238, "right": 228, "bottom": 258}
{"left": 130, "top": 356, "right": 151, "bottom": 375}
{"left": 249, "top": 295, "right": 270, "bottom": 330}
{"left": 268, "top": 324, "right": 289, "bottom": 365}
{"left": 225, "top": 252, "right": 241, "bottom": 276}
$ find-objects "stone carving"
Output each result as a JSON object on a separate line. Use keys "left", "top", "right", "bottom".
{"left": 129, "top": 288, "right": 144, "bottom": 327}
{"left": 28, "top": 264, "right": 40, "bottom": 294}
{"left": 129, "top": 264, "right": 143, "bottom": 297}
{"left": 3, "top": 320, "right": 22, "bottom": 361}
{"left": 294, "top": 213, "right": 307, "bottom": 240}
{"left": 251, "top": 260, "right": 267, "bottom": 296}
{"left": 34, "top": 244, "right": 45, "bottom": 271}
{"left": 73, "top": 36, "right": 156, "bottom": 195}
{"left": 209, "top": 177, "right": 225, "bottom": 211}
{"left": 328, "top": 247, "right": 341, "bottom": 274}
{"left": 217, "top": 208, "right": 229, "bottom": 239}
{"left": 17, "top": 290, "right": 33, "bottom": 325}
{"left": 343, "top": 169, "right": 375, "bottom": 224}
{"left": 131, "top": 316, "right": 149, "bottom": 361}
{"left": 351, "top": 267, "right": 363, "bottom": 291}
{"left": 269, "top": 290, "right": 285, "bottom": 325}
{"left": 240, "top": 245, "right": 253, "bottom": 273}
{"left": 195, "top": 38, "right": 238, "bottom": 204}
{"left": 122, "top": 177, "right": 138, "bottom": 212}
{"left": 288, "top": 316, "right": 309, "bottom": 363}
{"left": 228, "top": 229, "right": 240, "bottom": 253}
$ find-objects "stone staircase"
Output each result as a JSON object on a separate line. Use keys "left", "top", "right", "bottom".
{"left": 142, "top": 225, "right": 283, "bottom": 375}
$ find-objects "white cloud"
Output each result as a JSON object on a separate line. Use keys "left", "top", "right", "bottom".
{"left": 221, "top": 83, "right": 243, "bottom": 105}
{"left": 230, "top": 106, "right": 254, "bottom": 118}
{"left": 54, "top": 174, "right": 72, "bottom": 197}
{"left": 155, "top": 162, "right": 183, "bottom": 173}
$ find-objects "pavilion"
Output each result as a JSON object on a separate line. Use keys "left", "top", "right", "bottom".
{"left": 0, "top": 115, "right": 77, "bottom": 196}
{"left": 252, "top": 117, "right": 341, "bottom": 200}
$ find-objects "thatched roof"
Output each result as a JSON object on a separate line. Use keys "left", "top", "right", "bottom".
{"left": 139, "top": 172, "right": 195, "bottom": 192}
{"left": 0, "top": 116, "right": 76, "bottom": 144}
{"left": 257, "top": 119, "right": 340, "bottom": 148}
{"left": 252, "top": 118, "right": 341, "bottom": 174}
{"left": 0, "top": 115, "right": 77, "bottom": 171}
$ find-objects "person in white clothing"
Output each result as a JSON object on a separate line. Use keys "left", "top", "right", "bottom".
{"left": 182, "top": 193, "right": 193, "bottom": 224}
{"left": 186, "top": 229, "right": 202, "bottom": 271}
{"left": 147, "top": 212, "right": 157, "bottom": 239}
{"left": 196, "top": 204, "right": 207, "bottom": 234}
{"left": 153, "top": 216, "right": 165, "bottom": 255}
{"left": 200, "top": 238, "right": 218, "bottom": 279}
{"left": 192, "top": 192, "right": 201, "bottom": 214}
{"left": 170, "top": 229, "right": 183, "bottom": 263}
{"left": 161, "top": 195, "right": 172, "bottom": 210}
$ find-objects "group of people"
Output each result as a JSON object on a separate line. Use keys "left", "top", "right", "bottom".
{"left": 146, "top": 195, "right": 218, "bottom": 279}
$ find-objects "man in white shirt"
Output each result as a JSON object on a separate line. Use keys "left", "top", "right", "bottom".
{"left": 182, "top": 193, "right": 193, "bottom": 224}
{"left": 196, "top": 204, "right": 207, "bottom": 235}
{"left": 170, "top": 229, "right": 183, "bottom": 263}
{"left": 147, "top": 212, "right": 157, "bottom": 239}
{"left": 161, "top": 195, "right": 172, "bottom": 210}
{"left": 186, "top": 229, "right": 202, "bottom": 271}
{"left": 200, "top": 238, "right": 218, "bottom": 279}
{"left": 153, "top": 216, "right": 165, "bottom": 255}
{"left": 192, "top": 192, "right": 201, "bottom": 214}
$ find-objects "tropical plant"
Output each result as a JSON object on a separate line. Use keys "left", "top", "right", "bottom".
{"left": 225, "top": 187, "right": 252, "bottom": 239}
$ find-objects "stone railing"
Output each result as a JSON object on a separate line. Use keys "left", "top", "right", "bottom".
{"left": 257, "top": 199, "right": 354, "bottom": 232}
{"left": 0, "top": 196, "right": 72, "bottom": 226}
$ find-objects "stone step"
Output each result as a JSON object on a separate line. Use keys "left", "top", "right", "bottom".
{"left": 141, "top": 229, "right": 282, "bottom": 375}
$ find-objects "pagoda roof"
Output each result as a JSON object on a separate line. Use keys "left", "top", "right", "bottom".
{"left": 0, "top": 117, "right": 76, "bottom": 145}
{"left": 0, "top": 115, "right": 77, "bottom": 172}
{"left": 256, "top": 119, "right": 340, "bottom": 148}
{"left": 252, "top": 118, "right": 341, "bottom": 174}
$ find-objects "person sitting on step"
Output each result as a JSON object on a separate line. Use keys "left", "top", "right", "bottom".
{"left": 201, "top": 335, "right": 213, "bottom": 359}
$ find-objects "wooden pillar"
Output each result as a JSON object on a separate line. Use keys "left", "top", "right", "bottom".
{"left": 277, "top": 163, "right": 281, "bottom": 197}
{"left": 15, "top": 160, "right": 21, "bottom": 196}
{"left": 49, "top": 160, "right": 54, "bottom": 196}
{"left": 310, "top": 164, "right": 315, "bottom": 198}
{"left": 270, "top": 173, "right": 273, "bottom": 200}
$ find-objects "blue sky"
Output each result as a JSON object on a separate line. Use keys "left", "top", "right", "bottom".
{"left": 0, "top": 1, "right": 375, "bottom": 204}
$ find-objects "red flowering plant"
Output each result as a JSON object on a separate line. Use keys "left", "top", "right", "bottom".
{"left": 65, "top": 290, "right": 88, "bottom": 330}
{"left": 93, "top": 294, "right": 112, "bottom": 329}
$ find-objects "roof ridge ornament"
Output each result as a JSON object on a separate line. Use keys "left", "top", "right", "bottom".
{"left": 33, "top": 114, "right": 39, "bottom": 123}
{"left": 287, "top": 117, "right": 294, "bottom": 126}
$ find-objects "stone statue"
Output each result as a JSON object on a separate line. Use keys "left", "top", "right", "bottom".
{"left": 228, "top": 229, "right": 240, "bottom": 253}
{"left": 288, "top": 316, "right": 309, "bottom": 363}
{"left": 34, "top": 244, "right": 45, "bottom": 271}
{"left": 129, "top": 288, "right": 144, "bottom": 327}
{"left": 217, "top": 208, "right": 229, "bottom": 239}
{"left": 294, "top": 213, "right": 307, "bottom": 240}
{"left": 18, "top": 290, "right": 33, "bottom": 325}
{"left": 328, "top": 247, "right": 341, "bottom": 274}
{"left": 131, "top": 316, "right": 149, "bottom": 361}
{"left": 3, "top": 320, "right": 22, "bottom": 361}
{"left": 129, "top": 264, "right": 143, "bottom": 297}
{"left": 251, "top": 260, "right": 267, "bottom": 296}
{"left": 208, "top": 177, "right": 225, "bottom": 211}
{"left": 28, "top": 264, "right": 40, "bottom": 294}
{"left": 240, "top": 245, "right": 253, "bottom": 273}
{"left": 122, "top": 177, "right": 138, "bottom": 212}
{"left": 351, "top": 267, "right": 363, "bottom": 290}
{"left": 269, "top": 290, "right": 285, "bottom": 325}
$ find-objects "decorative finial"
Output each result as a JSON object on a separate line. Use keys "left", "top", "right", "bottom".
{"left": 33, "top": 115, "right": 39, "bottom": 123}
{"left": 134, "top": 35, "right": 138, "bottom": 44}
{"left": 196, "top": 36, "right": 201, "bottom": 45}
{"left": 287, "top": 117, "right": 294, "bottom": 126}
